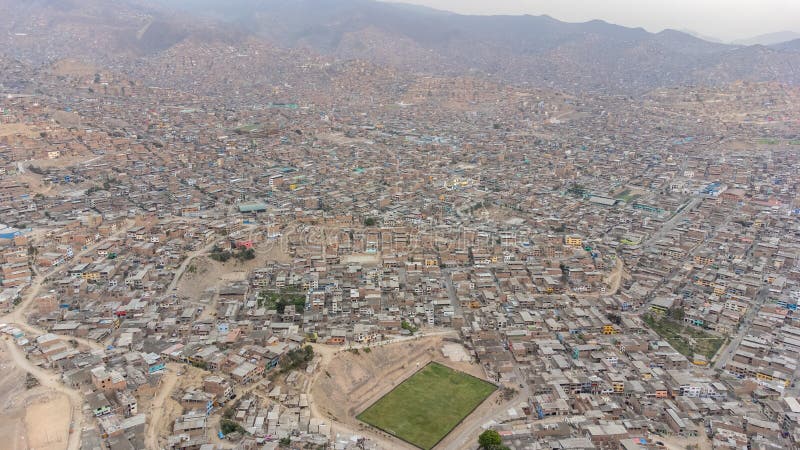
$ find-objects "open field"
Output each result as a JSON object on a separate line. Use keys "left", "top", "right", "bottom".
{"left": 0, "top": 340, "right": 73, "bottom": 450}
{"left": 308, "top": 334, "right": 495, "bottom": 449}
{"left": 25, "top": 393, "right": 71, "bottom": 450}
{"left": 644, "top": 315, "right": 725, "bottom": 360}
{"left": 357, "top": 362, "right": 496, "bottom": 450}
{"left": 0, "top": 123, "right": 40, "bottom": 138}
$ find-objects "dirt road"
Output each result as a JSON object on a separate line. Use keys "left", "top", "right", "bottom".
{"left": 307, "top": 330, "right": 478, "bottom": 450}
{"left": 145, "top": 365, "right": 180, "bottom": 450}
{"left": 2, "top": 338, "right": 84, "bottom": 450}
{"left": 0, "top": 223, "right": 136, "bottom": 450}
{"left": 605, "top": 254, "right": 626, "bottom": 295}
{"left": 167, "top": 240, "right": 221, "bottom": 292}
{"left": 656, "top": 432, "right": 712, "bottom": 450}
{"left": 1, "top": 222, "right": 134, "bottom": 352}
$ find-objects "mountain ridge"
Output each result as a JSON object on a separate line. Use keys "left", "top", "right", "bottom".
{"left": 733, "top": 31, "right": 800, "bottom": 46}
{"left": 1, "top": 0, "right": 798, "bottom": 93}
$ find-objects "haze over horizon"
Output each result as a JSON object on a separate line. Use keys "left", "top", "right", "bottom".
{"left": 384, "top": 0, "right": 800, "bottom": 42}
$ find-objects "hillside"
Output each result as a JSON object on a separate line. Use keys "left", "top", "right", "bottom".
{"left": 0, "top": 0, "right": 798, "bottom": 93}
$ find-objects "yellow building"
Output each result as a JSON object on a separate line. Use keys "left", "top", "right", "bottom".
{"left": 602, "top": 325, "right": 617, "bottom": 335}
{"left": 82, "top": 271, "right": 100, "bottom": 281}
{"left": 565, "top": 236, "right": 583, "bottom": 248}
{"left": 694, "top": 255, "right": 714, "bottom": 265}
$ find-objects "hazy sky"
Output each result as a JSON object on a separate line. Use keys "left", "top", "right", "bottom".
{"left": 388, "top": 0, "right": 800, "bottom": 42}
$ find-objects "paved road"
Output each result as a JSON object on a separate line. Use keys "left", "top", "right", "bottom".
{"left": 641, "top": 195, "right": 738, "bottom": 311}
{"left": 442, "top": 270, "right": 464, "bottom": 317}
{"left": 644, "top": 195, "right": 703, "bottom": 251}
{"left": 713, "top": 286, "right": 771, "bottom": 370}
{"left": 439, "top": 365, "right": 530, "bottom": 450}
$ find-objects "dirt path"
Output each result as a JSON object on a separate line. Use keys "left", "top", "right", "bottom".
{"left": 25, "top": 393, "right": 72, "bottom": 450}
{"left": 0, "top": 343, "right": 31, "bottom": 450}
{"left": 145, "top": 364, "right": 180, "bottom": 450}
{"left": 605, "top": 254, "right": 626, "bottom": 295}
{"left": 435, "top": 391, "right": 504, "bottom": 450}
{"left": 1, "top": 221, "right": 134, "bottom": 352}
{"left": 2, "top": 338, "right": 84, "bottom": 450}
{"left": 571, "top": 253, "right": 626, "bottom": 300}
{"left": 167, "top": 241, "right": 220, "bottom": 292}
{"left": 436, "top": 364, "right": 530, "bottom": 449}
{"left": 657, "top": 433, "right": 713, "bottom": 450}
{"left": 306, "top": 344, "right": 414, "bottom": 450}
{"left": 307, "top": 331, "right": 476, "bottom": 450}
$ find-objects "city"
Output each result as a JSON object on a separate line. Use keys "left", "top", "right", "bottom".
{"left": 0, "top": 1, "right": 799, "bottom": 450}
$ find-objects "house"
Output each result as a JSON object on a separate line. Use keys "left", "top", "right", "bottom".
{"left": 89, "top": 392, "right": 112, "bottom": 416}
{"left": 116, "top": 390, "right": 138, "bottom": 417}
{"left": 650, "top": 297, "right": 675, "bottom": 314}
{"left": 230, "top": 361, "right": 262, "bottom": 384}
{"left": 326, "top": 329, "right": 347, "bottom": 345}
{"left": 204, "top": 376, "right": 234, "bottom": 401}
{"left": 173, "top": 411, "right": 207, "bottom": 437}
{"left": 91, "top": 366, "right": 127, "bottom": 392}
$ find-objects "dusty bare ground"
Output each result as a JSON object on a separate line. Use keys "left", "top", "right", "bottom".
{"left": 10, "top": 155, "right": 99, "bottom": 198}
{"left": 0, "top": 123, "right": 40, "bottom": 138}
{"left": 25, "top": 393, "right": 72, "bottom": 450}
{"left": 657, "top": 432, "right": 713, "bottom": 450}
{"left": 0, "top": 341, "right": 71, "bottom": 450}
{"left": 317, "top": 132, "right": 373, "bottom": 146}
{"left": 0, "top": 406, "right": 26, "bottom": 450}
{"left": 175, "top": 256, "right": 220, "bottom": 299}
{"left": 48, "top": 58, "right": 99, "bottom": 78}
{"left": 0, "top": 344, "right": 27, "bottom": 450}
{"left": 144, "top": 365, "right": 180, "bottom": 450}
{"left": 176, "top": 241, "right": 291, "bottom": 300}
{"left": 144, "top": 363, "right": 209, "bottom": 449}
{"left": 308, "top": 336, "right": 486, "bottom": 449}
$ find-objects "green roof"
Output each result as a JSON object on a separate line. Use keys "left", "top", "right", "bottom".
{"left": 238, "top": 202, "right": 267, "bottom": 213}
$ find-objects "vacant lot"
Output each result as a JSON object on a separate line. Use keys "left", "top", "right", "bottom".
{"left": 357, "top": 362, "right": 496, "bottom": 450}
{"left": 644, "top": 314, "right": 725, "bottom": 360}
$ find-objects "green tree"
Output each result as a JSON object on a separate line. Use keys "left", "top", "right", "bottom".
{"left": 220, "top": 419, "right": 245, "bottom": 435}
{"left": 401, "top": 320, "right": 417, "bottom": 335}
{"left": 668, "top": 307, "right": 685, "bottom": 321}
{"left": 478, "top": 429, "right": 502, "bottom": 449}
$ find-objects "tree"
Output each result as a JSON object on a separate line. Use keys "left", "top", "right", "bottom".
{"left": 364, "top": 217, "right": 377, "bottom": 227}
{"left": 220, "top": 419, "right": 245, "bottom": 435}
{"left": 478, "top": 429, "right": 502, "bottom": 449}
{"left": 668, "top": 307, "right": 685, "bottom": 321}
{"left": 401, "top": 320, "right": 417, "bottom": 335}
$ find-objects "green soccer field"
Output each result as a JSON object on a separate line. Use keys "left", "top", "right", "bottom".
{"left": 356, "top": 362, "right": 497, "bottom": 449}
